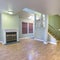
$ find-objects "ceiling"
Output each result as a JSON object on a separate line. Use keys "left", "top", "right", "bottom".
{"left": 19, "top": 10, "right": 34, "bottom": 19}
{"left": 0, "top": 0, "right": 60, "bottom": 15}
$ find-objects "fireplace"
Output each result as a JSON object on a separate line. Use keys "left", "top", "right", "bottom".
{"left": 3, "top": 29, "right": 19, "bottom": 44}
{"left": 6, "top": 32, "right": 17, "bottom": 43}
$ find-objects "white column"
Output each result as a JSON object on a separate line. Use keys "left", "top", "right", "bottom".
{"left": 44, "top": 15, "right": 48, "bottom": 44}
{"left": 34, "top": 14, "right": 36, "bottom": 38}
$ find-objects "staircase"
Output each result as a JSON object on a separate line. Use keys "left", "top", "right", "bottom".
{"left": 48, "top": 33, "right": 57, "bottom": 44}
{"left": 48, "top": 24, "right": 58, "bottom": 44}
{"left": 48, "top": 24, "right": 58, "bottom": 39}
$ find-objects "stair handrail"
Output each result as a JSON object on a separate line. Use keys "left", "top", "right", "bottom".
{"left": 48, "top": 24, "right": 58, "bottom": 38}
{"left": 48, "top": 24, "right": 57, "bottom": 31}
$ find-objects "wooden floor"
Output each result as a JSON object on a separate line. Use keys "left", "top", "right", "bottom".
{"left": 0, "top": 39, "right": 60, "bottom": 60}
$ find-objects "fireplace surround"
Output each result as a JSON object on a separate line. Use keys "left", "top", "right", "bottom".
{"left": 3, "top": 29, "right": 19, "bottom": 44}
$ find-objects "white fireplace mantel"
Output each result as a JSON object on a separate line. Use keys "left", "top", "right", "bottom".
{"left": 3, "top": 29, "right": 19, "bottom": 44}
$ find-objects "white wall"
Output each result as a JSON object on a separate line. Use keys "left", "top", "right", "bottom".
{"left": 19, "top": 18, "right": 34, "bottom": 38}
{"left": 0, "top": 13, "right": 2, "bottom": 42}
{"left": 0, "top": 14, "right": 1, "bottom": 40}
{"left": 44, "top": 15, "right": 48, "bottom": 43}
{"left": 35, "top": 20, "right": 45, "bottom": 41}
{"left": 34, "top": 15, "right": 48, "bottom": 43}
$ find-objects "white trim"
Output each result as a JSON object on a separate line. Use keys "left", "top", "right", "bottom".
{"left": 19, "top": 37, "right": 49, "bottom": 45}
{"left": 19, "top": 37, "right": 30, "bottom": 39}
{"left": 19, "top": 36, "right": 34, "bottom": 39}
{"left": 2, "top": 29, "right": 19, "bottom": 44}
{"left": 49, "top": 41, "right": 57, "bottom": 45}
{"left": 48, "top": 33, "right": 57, "bottom": 45}
{"left": 19, "top": 37, "right": 32, "bottom": 40}
{"left": 43, "top": 41, "right": 48, "bottom": 44}
{"left": 34, "top": 38, "right": 43, "bottom": 41}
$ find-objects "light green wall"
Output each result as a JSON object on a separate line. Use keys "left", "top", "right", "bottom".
{"left": 49, "top": 15, "right": 60, "bottom": 29}
{"left": 2, "top": 13, "right": 19, "bottom": 29}
{"left": 48, "top": 15, "right": 60, "bottom": 40}
{"left": 1, "top": 13, "right": 20, "bottom": 43}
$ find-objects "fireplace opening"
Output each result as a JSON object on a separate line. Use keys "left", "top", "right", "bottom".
{"left": 6, "top": 32, "right": 17, "bottom": 43}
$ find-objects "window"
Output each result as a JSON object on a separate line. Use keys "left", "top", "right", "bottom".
{"left": 22, "top": 22, "right": 27, "bottom": 34}
{"left": 29, "top": 23, "right": 33, "bottom": 33}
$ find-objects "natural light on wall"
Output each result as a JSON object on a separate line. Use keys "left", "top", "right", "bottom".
{"left": 3, "top": 11, "right": 13, "bottom": 15}
{"left": 36, "top": 13, "right": 46, "bottom": 28}
{"left": 42, "top": 14, "right": 45, "bottom": 28}
{"left": 8, "top": 11, "right": 13, "bottom": 14}
{"left": 36, "top": 13, "right": 41, "bottom": 20}
{"left": 28, "top": 15, "right": 34, "bottom": 20}
{"left": 58, "top": 29, "right": 60, "bottom": 31}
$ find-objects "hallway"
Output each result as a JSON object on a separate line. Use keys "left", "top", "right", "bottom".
{"left": 0, "top": 39, "right": 59, "bottom": 60}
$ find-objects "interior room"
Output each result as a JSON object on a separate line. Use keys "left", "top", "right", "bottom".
{"left": 0, "top": 0, "right": 60, "bottom": 60}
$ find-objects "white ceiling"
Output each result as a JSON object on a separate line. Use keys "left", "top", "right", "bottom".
{"left": 0, "top": 0, "right": 60, "bottom": 15}
{"left": 19, "top": 10, "right": 34, "bottom": 19}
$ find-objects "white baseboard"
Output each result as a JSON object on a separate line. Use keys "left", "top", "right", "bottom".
{"left": 34, "top": 38, "right": 43, "bottom": 41}
{"left": 33, "top": 38, "right": 48, "bottom": 44}
{"left": 44, "top": 41, "right": 48, "bottom": 44}
{"left": 19, "top": 37, "right": 49, "bottom": 45}
{"left": 19, "top": 36, "right": 34, "bottom": 39}
{"left": 49, "top": 42, "right": 57, "bottom": 45}
{"left": 48, "top": 33, "right": 57, "bottom": 45}
{"left": 19, "top": 37, "right": 32, "bottom": 40}
{"left": 19, "top": 37, "right": 43, "bottom": 41}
